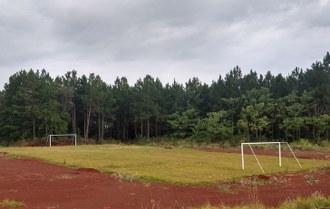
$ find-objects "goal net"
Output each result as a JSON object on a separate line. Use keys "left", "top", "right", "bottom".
{"left": 47, "top": 134, "right": 77, "bottom": 147}
{"left": 241, "top": 142, "right": 302, "bottom": 173}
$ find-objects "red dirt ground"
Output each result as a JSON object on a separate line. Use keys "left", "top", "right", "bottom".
{"left": 0, "top": 150, "right": 329, "bottom": 209}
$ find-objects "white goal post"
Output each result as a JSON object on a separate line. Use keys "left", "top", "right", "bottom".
{"left": 47, "top": 134, "right": 77, "bottom": 147}
{"left": 241, "top": 142, "right": 302, "bottom": 173}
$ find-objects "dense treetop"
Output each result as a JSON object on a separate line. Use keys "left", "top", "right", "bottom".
{"left": 0, "top": 52, "right": 329, "bottom": 145}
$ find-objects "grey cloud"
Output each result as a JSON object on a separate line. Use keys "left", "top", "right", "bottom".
{"left": 0, "top": 0, "right": 329, "bottom": 88}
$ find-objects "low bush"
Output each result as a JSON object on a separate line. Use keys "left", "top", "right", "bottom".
{"left": 289, "top": 139, "right": 319, "bottom": 151}
{"left": 319, "top": 140, "right": 330, "bottom": 148}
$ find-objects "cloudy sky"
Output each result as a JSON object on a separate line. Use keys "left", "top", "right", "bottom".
{"left": 0, "top": 0, "right": 329, "bottom": 89}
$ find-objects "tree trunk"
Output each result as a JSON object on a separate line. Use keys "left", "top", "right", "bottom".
{"left": 101, "top": 114, "right": 104, "bottom": 142}
{"left": 156, "top": 119, "right": 158, "bottom": 139}
{"left": 134, "top": 119, "right": 137, "bottom": 138}
{"left": 123, "top": 118, "right": 126, "bottom": 139}
{"left": 285, "top": 130, "right": 288, "bottom": 141}
{"left": 84, "top": 113, "right": 86, "bottom": 139}
{"left": 33, "top": 117, "right": 36, "bottom": 139}
{"left": 84, "top": 104, "right": 92, "bottom": 140}
{"left": 116, "top": 121, "right": 120, "bottom": 139}
{"left": 140, "top": 118, "right": 143, "bottom": 137}
{"left": 98, "top": 112, "right": 101, "bottom": 143}
{"left": 72, "top": 105, "right": 76, "bottom": 134}
{"left": 147, "top": 116, "right": 150, "bottom": 139}
{"left": 231, "top": 114, "right": 234, "bottom": 137}
{"left": 45, "top": 118, "right": 48, "bottom": 137}
{"left": 271, "top": 121, "right": 274, "bottom": 140}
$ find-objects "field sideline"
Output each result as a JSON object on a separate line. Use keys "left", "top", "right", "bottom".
{"left": 0, "top": 144, "right": 328, "bottom": 184}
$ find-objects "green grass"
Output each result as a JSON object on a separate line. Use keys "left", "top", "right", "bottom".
{"left": 193, "top": 192, "right": 330, "bottom": 209}
{"left": 0, "top": 145, "right": 328, "bottom": 185}
{"left": 0, "top": 199, "right": 25, "bottom": 207}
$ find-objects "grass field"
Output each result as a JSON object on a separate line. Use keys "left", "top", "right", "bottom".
{"left": 0, "top": 145, "right": 328, "bottom": 185}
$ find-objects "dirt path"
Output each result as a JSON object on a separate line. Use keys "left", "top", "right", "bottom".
{"left": 0, "top": 154, "right": 329, "bottom": 209}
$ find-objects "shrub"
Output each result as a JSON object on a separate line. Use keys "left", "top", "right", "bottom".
{"left": 319, "top": 140, "right": 330, "bottom": 148}
{"left": 290, "top": 139, "right": 319, "bottom": 151}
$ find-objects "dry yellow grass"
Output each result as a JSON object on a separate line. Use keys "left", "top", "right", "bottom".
{"left": 0, "top": 144, "right": 328, "bottom": 184}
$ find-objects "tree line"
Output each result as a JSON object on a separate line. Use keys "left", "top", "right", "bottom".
{"left": 0, "top": 52, "right": 329, "bottom": 145}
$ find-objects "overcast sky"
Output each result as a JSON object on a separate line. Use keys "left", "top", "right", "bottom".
{"left": 1, "top": 0, "right": 329, "bottom": 89}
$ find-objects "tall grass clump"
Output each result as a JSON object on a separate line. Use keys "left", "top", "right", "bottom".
{"left": 0, "top": 199, "right": 25, "bottom": 207}
{"left": 193, "top": 192, "right": 330, "bottom": 209}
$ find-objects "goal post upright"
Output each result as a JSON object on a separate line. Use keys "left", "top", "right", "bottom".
{"left": 241, "top": 143, "right": 244, "bottom": 170}
{"left": 279, "top": 142, "right": 281, "bottom": 167}
{"left": 241, "top": 141, "right": 302, "bottom": 173}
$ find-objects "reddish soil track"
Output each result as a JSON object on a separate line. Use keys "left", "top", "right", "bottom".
{"left": 0, "top": 151, "right": 329, "bottom": 209}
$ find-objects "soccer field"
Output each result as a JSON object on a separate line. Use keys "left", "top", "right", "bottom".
{"left": 0, "top": 145, "right": 328, "bottom": 184}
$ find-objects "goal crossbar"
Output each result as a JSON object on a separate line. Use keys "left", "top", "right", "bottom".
{"left": 241, "top": 142, "right": 302, "bottom": 173}
{"left": 47, "top": 134, "right": 77, "bottom": 147}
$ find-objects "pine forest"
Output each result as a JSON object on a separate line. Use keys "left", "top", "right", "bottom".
{"left": 0, "top": 52, "right": 329, "bottom": 145}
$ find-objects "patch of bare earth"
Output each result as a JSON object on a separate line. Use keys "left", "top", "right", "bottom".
{"left": 0, "top": 151, "right": 329, "bottom": 209}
